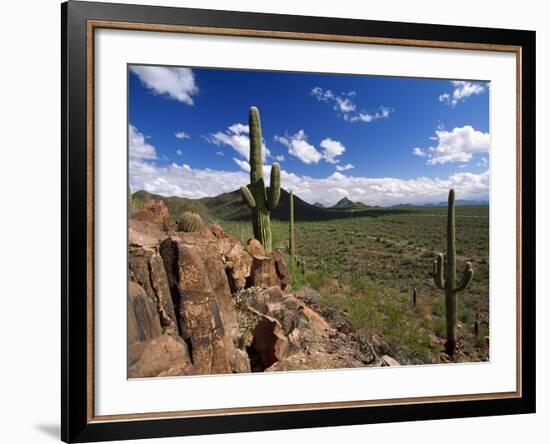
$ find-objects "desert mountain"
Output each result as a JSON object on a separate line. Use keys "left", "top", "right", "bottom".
{"left": 332, "top": 197, "right": 370, "bottom": 211}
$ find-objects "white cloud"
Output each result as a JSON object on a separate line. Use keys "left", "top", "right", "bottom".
{"left": 176, "top": 149, "right": 183, "bottom": 156}
{"left": 175, "top": 131, "right": 190, "bottom": 140}
{"left": 439, "top": 80, "right": 486, "bottom": 107}
{"left": 228, "top": 123, "right": 249, "bottom": 135}
{"left": 130, "top": 155, "right": 489, "bottom": 206}
{"left": 208, "top": 123, "right": 270, "bottom": 160}
{"left": 412, "top": 147, "right": 427, "bottom": 158}
{"left": 129, "top": 125, "right": 157, "bottom": 160}
{"left": 216, "top": 151, "right": 225, "bottom": 156}
{"left": 418, "top": 125, "right": 490, "bottom": 165}
{"left": 130, "top": 66, "right": 199, "bottom": 105}
{"left": 233, "top": 157, "right": 250, "bottom": 172}
{"left": 311, "top": 86, "right": 391, "bottom": 123}
{"left": 320, "top": 138, "right": 346, "bottom": 163}
{"left": 274, "top": 131, "right": 323, "bottom": 164}
{"left": 130, "top": 127, "right": 489, "bottom": 206}
{"left": 336, "top": 163, "right": 354, "bottom": 171}
{"left": 274, "top": 154, "right": 285, "bottom": 162}
{"left": 346, "top": 107, "right": 391, "bottom": 123}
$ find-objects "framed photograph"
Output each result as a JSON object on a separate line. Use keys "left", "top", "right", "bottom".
{"left": 62, "top": 1, "right": 535, "bottom": 442}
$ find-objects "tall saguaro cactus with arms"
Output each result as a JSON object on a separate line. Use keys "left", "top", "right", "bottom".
{"left": 432, "top": 189, "right": 474, "bottom": 356}
{"left": 240, "top": 106, "right": 281, "bottom": 252}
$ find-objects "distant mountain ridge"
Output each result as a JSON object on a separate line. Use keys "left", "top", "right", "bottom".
{"left": 132, "top": 189, "right": 488, "bottom": 223}
{"left": 421, "top": 199, "right": 489, "bottom": 207}
{"left": 332, "top": 197, "right": 370, "bottom": 211}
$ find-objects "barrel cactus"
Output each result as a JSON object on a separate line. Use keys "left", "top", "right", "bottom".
{"left": 432, "top": 189, "right": 474, "bottom": 356}
{"left": 240, "top": 106, "right": 281, "bottom": 252}
{"left": 177, "top": 211, "right": 203, "bottom": 232}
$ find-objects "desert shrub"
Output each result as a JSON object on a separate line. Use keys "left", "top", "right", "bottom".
{"left": 433, "top": 318, "right": 446, "bottom": 338}
{"left": 287, "top": 258, "right": 306, "bottom": 290}
{"left": 306, "top": 271, "right": 325, "bottom": 291}
{"left": 431, "top": 298, "right": 444, "bottom": 317}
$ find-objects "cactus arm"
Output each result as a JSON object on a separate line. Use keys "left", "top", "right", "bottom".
{"left": 457, "top": 262, "right": 474, "bottom": 291}
{"left": 267, "top": 163, "right": 281, "bottom": 210}
{"left": 240, "top": 185, "right": 256, "bottom": 209}
{"left": 433, "top": 253, "right": 445, "bottom": 289}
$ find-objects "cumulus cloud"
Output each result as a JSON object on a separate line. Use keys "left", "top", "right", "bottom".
{"left": 274, "top": 132, "right": 347, "bottom": 165}
{"left": 130, "top": 66, "right": 199, "bottom": 105}
{"left": 233, "top": 157, "right": 250, "bottom": 172}
{"left": 274, "top": 131, "right": 323, "bottom": 164}
{"left": 176, "top": 149, "right": 183, "bottom": 156}
{"left": 336, "top": 163, "right": 354, "bottom": 171}
{"left": 412, "top": 147, "right": 427, "bottom": 158}
{"left": 439, "top": 80, "right": 486, "bottom": 107}
{"left": 274, "top": 154, "right": 285, "bottom": 162}
{"left": 175, "top": 131, "right": 190, "bottom": 140}
{"left": 130, "top": 125, "right": 489, "bottom": 206}
{"left": 320, "top": 138, "right": 346, "bottom": 164}
{"left": 208, "top": 123, "right": 270, "bottom": 160}
{"left": 311, "top": 86, "right": 391, "bottom": 123}
{"left": 130, "top": 155, "right": 489, "bottom": 207}
{"left": 346, "top": 107, "right": 391, "bottom": 123}
{"left": 129, "top": 125, "right": 157, "bottom": 160}
{"left": 417, "top": 125, "right": 490, "bottom": 165}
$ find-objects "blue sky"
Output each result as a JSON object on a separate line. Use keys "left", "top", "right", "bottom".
{"left": 129, "top": 64, "right": 490, "bottom": 206}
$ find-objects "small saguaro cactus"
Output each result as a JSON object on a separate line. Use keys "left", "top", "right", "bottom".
{"left": 177, "top": 211, "right": 203, "bottom": 232}
{"left": 289, "top": 191, "right": 296, "bottom": 259}
{"left": 240, "top": 106, "right": 281, "bottom": 252}
{"left": 432, "top": 189, "right": 474, "bottom": 356}
{"left": 412, "top": 287, "right": 417, "bottom": 306}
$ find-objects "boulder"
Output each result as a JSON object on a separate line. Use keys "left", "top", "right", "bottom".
{"left": 249, "top": 254, "right": 280, "bottom": 288}
{"left": 160, "top": 237, "right": 249, "bottom": 374}
{"left": 246, "top": 239, "right": 265, "bottom": 257}
{"left": 128, "top": 245, "right": 178, "bottom": 334}
{"left": 241, "top": 286, "right": 334, "bottom": 370}
{"left": 211, "top": 224, "right": 224, "bottom": 239}
{"left": 131, "top": 199, "right": 174, "bottom": 232}
{"left": 224, "top": 242, "right": 252, "bottom": 293}
{"left": 128, "top": 334, "right": 194, "bottom": 378}
{"left": 128, "top": 281, "right": 162, "bottom": 345}
{"left": 381, "top": 355, "right": 401, "bottom": 367}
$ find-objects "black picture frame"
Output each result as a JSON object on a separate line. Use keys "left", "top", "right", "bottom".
{"left": 62, "top": 1, "right": 536, "bottom": 442}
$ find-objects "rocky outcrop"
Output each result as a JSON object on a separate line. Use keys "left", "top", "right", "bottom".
{"left": 233, "top": 285, "right": 365, "bottom": 372}
{"left": 132, "top": 199, "right": 174, "bottom": 231}
{"left": 160, "top": 237, "right": 249, "bottom": 374}
{"left": 128, "top": 281, "right": 162, "bottom": 345}
{"left": 128, "top": 334, "right": 194, "bottom": 378}
{"left": 127, "top": 200, "right": 375, "bottom": 378}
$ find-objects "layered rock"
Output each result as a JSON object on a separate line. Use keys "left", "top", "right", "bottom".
{"left": 160, "top": 235, "right": 249, "bottom": 374}
{"left": 127, "top": 199, "right": 372, "bottom": 378}
{"left": 128, "top": 334, "right": 194, "bottom": 378}
{"left": 235, "top": 286, "right": 365, "bottom": 372}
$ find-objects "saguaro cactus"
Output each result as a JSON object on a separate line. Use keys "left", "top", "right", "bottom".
{"left": 240, "top": 107, "right": 281, "bottom": 252}
{"left": 432, "top": 189, "right": 474, "bottom": 356}
{"left": 289, "top": 191, "right": 296, "bottom": 259}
